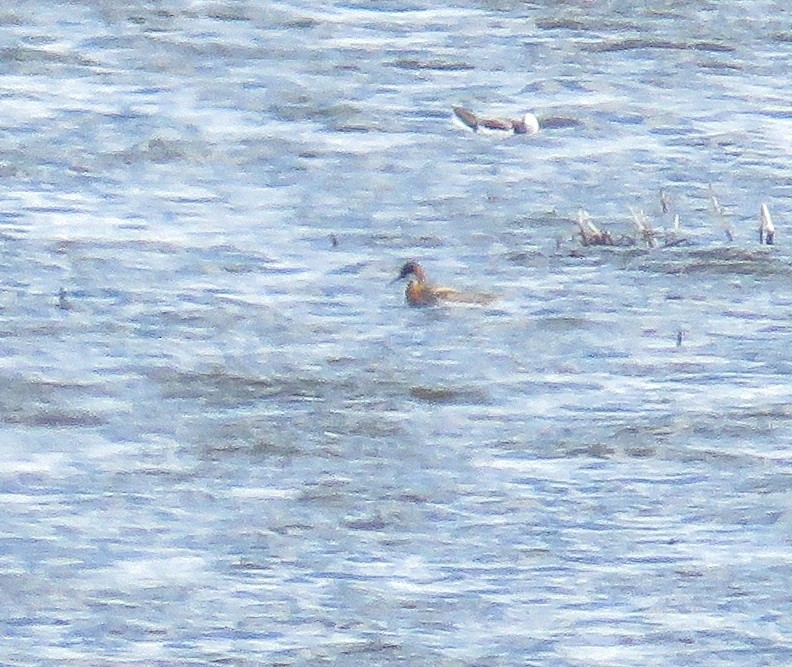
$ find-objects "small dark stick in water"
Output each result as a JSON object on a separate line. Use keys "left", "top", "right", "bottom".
{"left": 676, "top": 330, "right": 683, "bottom": 347}
{"left": 660, "top": 190, "right": 672, "bottom": 215}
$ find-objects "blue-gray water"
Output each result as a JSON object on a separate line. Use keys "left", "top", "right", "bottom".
{"left": 2, "top": 1, "right": 792, "bottom": 665}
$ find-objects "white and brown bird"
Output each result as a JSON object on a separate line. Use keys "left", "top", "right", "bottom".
{"left": 452, "top": 106, "right": 539, "bottom": 135}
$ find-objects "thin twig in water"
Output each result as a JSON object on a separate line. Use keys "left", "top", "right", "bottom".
{"left": 708, "top": 185, "right": 735, "bottom": 242}
{"left": 576, "top": 209, "right": 613, "bottom": 246}
{"left": 759, "top": 203, "right": 775, "bottom": 245}
{"left": 629, "top": 206, "right": 656, "bottom": 247}
{"left": 660, "top": 190, "right": 672, "bottom": 215}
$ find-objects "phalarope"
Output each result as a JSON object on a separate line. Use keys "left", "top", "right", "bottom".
{"left": 392, "top": 261, "right": 495, "bottom": 307}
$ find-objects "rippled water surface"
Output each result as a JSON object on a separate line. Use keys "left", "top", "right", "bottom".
{"left": 2, "top": 1, "right": 792, "bottom": 665}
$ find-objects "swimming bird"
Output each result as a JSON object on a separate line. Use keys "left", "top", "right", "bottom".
{"left": 759, "top": 203, "right": 775, "bottom": 245}
{"left": 452, "top": 106, "right": 539, "bottom": 135}
{"left": 392, "top": 261, "right": 495, "bottom": 307}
